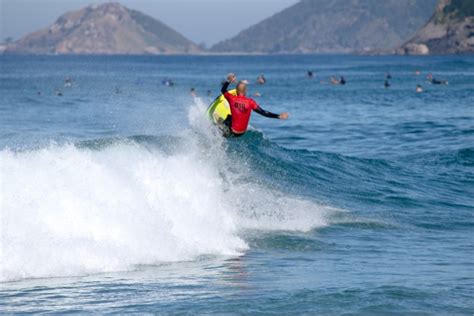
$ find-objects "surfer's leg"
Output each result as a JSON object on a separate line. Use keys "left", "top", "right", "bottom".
{"left": 223, "top": 115, "right": 232, "bottom": 137}
{"left": 218, "top": 115, "right": 232, "bottom": 137}
{"left": 223, "top": 115, "right": 232, "bottom": 128}
{"left": 221, "top": 116, "right": 245, "bottom": 138}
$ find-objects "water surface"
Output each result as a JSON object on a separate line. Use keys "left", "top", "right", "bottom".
{"left": 1, "top": 55, "right": 473, "bottom": 314}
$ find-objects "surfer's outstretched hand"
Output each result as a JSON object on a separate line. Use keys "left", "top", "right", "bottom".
{"left": 279, "top": 112, "right": 289, "bottom": 120}
{"left": 227, "top": 73, "right": 237, "bottom": 83}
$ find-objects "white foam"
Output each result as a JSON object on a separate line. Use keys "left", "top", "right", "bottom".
{"left": 0, "top": 102, "right": 332, "bottom": 282}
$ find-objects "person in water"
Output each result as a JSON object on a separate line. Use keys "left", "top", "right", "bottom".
{"left": 220, "top": 73, "right": 288, "bottom": 137}
{"left": 427, "top": 74, "right": 448, "bottom": 85}
{"left": 257, "top": 74, "right": 266, "bottom": 85}
{"left": 64, "top": 77, "right": 73, "bottom": 87}
{"left": 331, "top": 76, "right": 346, "bottom": 85}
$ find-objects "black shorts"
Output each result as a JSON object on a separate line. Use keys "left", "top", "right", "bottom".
{"left": 220, "top": 115, "right": 244, "bottom": 138}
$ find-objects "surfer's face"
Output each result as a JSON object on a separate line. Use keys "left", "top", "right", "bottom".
{"left": 237, "top": 83, "right": 247, "bottom": 96}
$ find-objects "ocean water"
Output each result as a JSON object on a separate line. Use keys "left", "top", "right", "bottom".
{"left": 0, "top": 55, "right": 473, "bottom": 314}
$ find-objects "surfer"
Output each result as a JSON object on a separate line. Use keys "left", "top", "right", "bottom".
{"left": 427, "top": 74, "right": 448, "bottom": 85}
{"left": 64, "top": 77, "right": 72, "bottom": 87}
{"left": 331, "top": 76, "right": 346, "bottom": 85}
{"left": 257, "top": 74, "right": 266, "bottom": 85}
{"left": 220, "top": 73, "right": 288, "bottom": 137}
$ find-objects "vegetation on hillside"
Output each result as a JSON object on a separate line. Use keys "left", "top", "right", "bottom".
{"left": 444, "top": 0, "right": 474, "bottom": 18}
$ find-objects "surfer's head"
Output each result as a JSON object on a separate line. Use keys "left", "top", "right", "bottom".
{"left": 236, "top": 80, "right": 248, "bottom": 96}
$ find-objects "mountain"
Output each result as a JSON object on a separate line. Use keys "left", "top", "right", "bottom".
{"left": 3, "top": 2, "right": 201, "bottom": 55}
{"left": 398, "top": 0, "right": 474, "bottom": 55}
{"left": 211, "top": 0, "right": 438, "bottom": 54}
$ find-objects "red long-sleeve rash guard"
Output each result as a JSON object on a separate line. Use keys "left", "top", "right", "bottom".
{"left": 223, "top": 91, "right": 258, "bottom": 133}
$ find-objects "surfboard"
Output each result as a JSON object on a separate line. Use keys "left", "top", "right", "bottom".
{"left": 206, "top": 89, "right": 236, "bottom": 124}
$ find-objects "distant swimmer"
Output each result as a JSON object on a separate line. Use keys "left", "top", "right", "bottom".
{"left": 307, "top": 70, "right": 314, "bottom": 79}
{"left": 257, "top": 74, "right": 266, "bottom": 85}
{"left": 37, "top": 91, "right": 42, "bottom": 96}
{"left": 64, "top": 77, "right": 72, "bottom": 87}
{"left": 416, "top": 85, "right": 423, "bottom": 93}
{"left": 190, "top": 87, "right": 197, "bottom": 97}
{"left": 427, "top": 74, "right": 448, "bottom": 85}
{"left": 431, "top": 78, "right": 448, "bottom": 85}
{"left": 331, "top": 76, "right": 346, "bottom": 85}
{"left": 162, "top": 78, "right": 174, "bottom": 86}
{"left": 55, "top": 90, "right": 63, "bottom": 96}
{"left": 219, "top": 73, "right": 288, "bottom": 137}
{"left": 386, "top": 73, "right": 392, "bottom": 80}
{"left": 384, "top": 80, "right": 390, "bottom": 88}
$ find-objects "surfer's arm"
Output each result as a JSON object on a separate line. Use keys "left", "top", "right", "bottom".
{"left": 254, "top": 106, "right": 281, "bottom": 119}
{"left": 221, "top": 80, "right": 231, "bottom": 95}
{"left": 252, "top": 99, "right": 288, "bottom": 119}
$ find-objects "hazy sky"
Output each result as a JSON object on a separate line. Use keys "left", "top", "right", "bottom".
{"left": 0, "top": 0, "right": 299, "bottom": 46}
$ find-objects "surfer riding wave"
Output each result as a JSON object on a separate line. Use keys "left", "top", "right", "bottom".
{"left": 218, "top": 73, "right": 289, "bottom": 137}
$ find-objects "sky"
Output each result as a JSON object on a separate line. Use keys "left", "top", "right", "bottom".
{"left": 0, "top": 0, "right": 299, "bottom": 46}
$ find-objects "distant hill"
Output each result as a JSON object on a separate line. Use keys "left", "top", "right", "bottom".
{"left": 211, "top": 0, "right": 438, "bottom": 54}
{"left": 398, "top": 0, "right": 474, "bottom": 55}
{"left": 3, "top": 2, "right": 201, "bottom": 55}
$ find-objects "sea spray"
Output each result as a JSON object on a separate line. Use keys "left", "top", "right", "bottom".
{"left": 187, "top": 98, "right": 332, "bottom": 232}
{"left": 0, "top": 100, "right": 332, "bottom": 282}
{"left": 0, "top": 142, "right": 246, "bottom": 281}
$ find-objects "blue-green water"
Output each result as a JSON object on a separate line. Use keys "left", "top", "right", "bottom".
{"left": 0, "top": 55, "right": 473, "bottom": 314}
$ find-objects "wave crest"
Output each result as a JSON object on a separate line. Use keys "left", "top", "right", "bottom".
{"left": 0, "top": 110, "right": 332, "bottom": 281}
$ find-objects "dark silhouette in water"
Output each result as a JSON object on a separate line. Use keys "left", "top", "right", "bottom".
{"left": 427, "top": 74, "right": 448, "bottom": 85}
{"left": 331, "top": 76, "right": 346, "bottom": 85}
{"left": 64, "top": 77, "right": 73, "bottom": 87}
{"left": 162, "top": 78, "right": 175, "bottom": 86}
